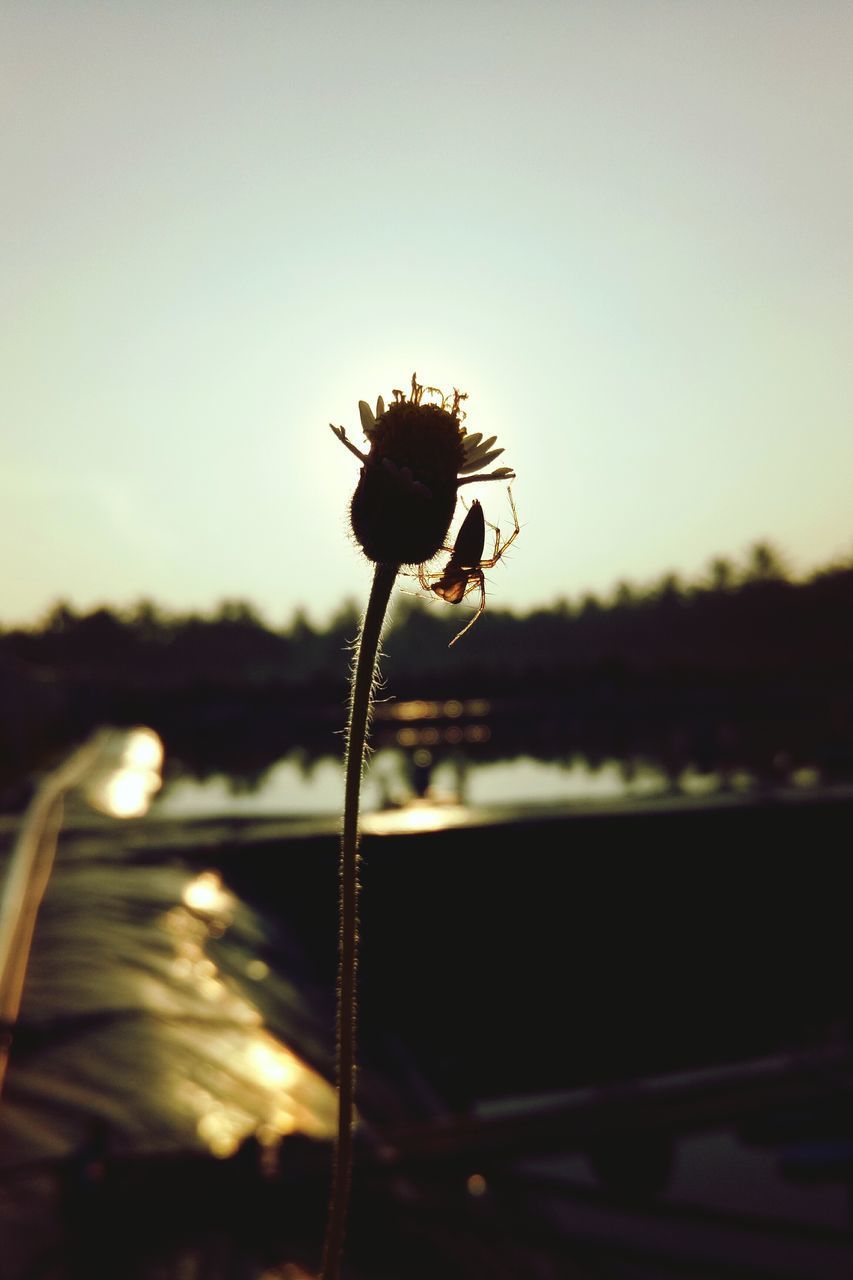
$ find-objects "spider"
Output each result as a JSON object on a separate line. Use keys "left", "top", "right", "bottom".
{"left": 418, "top": 487, "right": 520, "bottom": 646}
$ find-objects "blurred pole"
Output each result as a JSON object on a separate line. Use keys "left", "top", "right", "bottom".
{"left": 0, "top": 732, "right": 107, "bottom": 1093}
{"left": 0, "top": 727, "right": 162, "bottom": 1095}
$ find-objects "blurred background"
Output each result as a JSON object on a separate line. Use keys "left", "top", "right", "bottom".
{"left": 2, "top": 3, "right": 852, "bottom": 1277}
{"left": 3, "top": 0, "right": 853, "bottom": 817}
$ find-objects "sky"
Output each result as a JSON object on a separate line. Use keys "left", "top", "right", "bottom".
{"left": 3, "top": 1, "right": 852, "bottom": 628}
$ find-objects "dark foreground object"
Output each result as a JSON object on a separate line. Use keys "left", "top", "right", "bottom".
{"left": 3, "top": 790, "right": 852, "bottom": 1278}
{"left": 222, "top": 791, "right": 852, "bottom": 1109}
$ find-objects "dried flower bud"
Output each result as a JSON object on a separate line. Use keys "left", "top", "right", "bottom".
{"left": 330, "top": 374, "right": 514, "bottom": 566}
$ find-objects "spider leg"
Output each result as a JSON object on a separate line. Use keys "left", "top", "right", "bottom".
{"left": 421, "top": 539, "right": 457, "bottom": 563}
{"left": 476, "top": 502, "right": 500, "bottom": 553}
{"left": 488, "top": 520, "right": 501, "bottom": 560}
{"left": 480, "top": 487, "right": 520, "bottom": 568}
{"left": 416, "top": 559, "right": 458, "bottom": 587}
{"left": 448, "top": 573, "right": 486, "bottom": 647}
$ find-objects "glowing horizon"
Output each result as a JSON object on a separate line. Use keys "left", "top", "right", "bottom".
{"left": 3, "top": 3, "right": 852, "bottom": 627}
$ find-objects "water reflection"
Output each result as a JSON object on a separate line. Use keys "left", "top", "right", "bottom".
{"left": 135, "top": 689, "right": 853, "bottom": 823}
{"left": 1, "top": 856, "right": 336, "bottom": 1170}
{"left": 382, "top": 697, "right": 491, "bottom": 720}
{"left": 2, "top": 722, "right": 851, "bottom": 1276}
{"left": 157, "top": 869, "right": 336, "bottom": 1158}
{"left": 0, "top": 804, "right": 339, "bottom": 1276}
{"left": 362, "top": 799, "right": 472, "bottom": 837}
{"left": 5, "top": 687, "right": 850, "bottom": 827}
{"left": 155, "top": 747, "right": 815, "bottom": 822}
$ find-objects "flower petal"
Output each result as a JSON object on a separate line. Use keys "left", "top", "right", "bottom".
{"left": 474, "top": 434, "right": 498, "bottom": 455}
{"left": 455, "top": 445, "right": 502, "bottom": 476}
{"left": 458, "top": 447, "right": 505, "bottom": 474}
{"left": 463, "top": 434, "right": 498, "bottom": 465}
{"left": 375, "top": 395, "right": 385, "bottom": 419}
{"left": 359, "top": 400, "right": 377, "bottom": 436}
{"left": 457, "top": 464, "right": 515, "bottom": 487}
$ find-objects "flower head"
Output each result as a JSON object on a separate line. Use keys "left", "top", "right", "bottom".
{"left": 331, "top": 374, "right": 514, "bottom": 565}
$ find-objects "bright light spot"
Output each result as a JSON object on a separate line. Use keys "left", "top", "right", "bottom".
{"left": 443, "top": 699, "right": 463, "bottom": 717}
{"left": 123, "top": 727, "right": 164, "bottom": 772}
{"left": 467, "top": 1172, "right": 488, "bottom": 1197}
{"left": 247, "top": 1039, "right": 299, "bottom": 1089}
{"left": 103, "top": 770, "right": 152, "bottom": 817}
{"left": 197, "top": 1110, "right": 241, "bottom": 1158}
{"left": 163, "top": 882, "right": 337, "bottom": 1157}
{"left": 199, "top": 976, "right": 226, "bottom": 1002}
{"left": 363, "top": 802, "right": 469, "bottom": 836}
{"left": 86, "top": 765, "right": 162, "bottom": 817}
{"left": 182, "top": 870, "right": 233, "bottom": 917}
{"left": 791, "top": 766, "right": 820, "bottom": 788}
{"left": 82, "top": 727, "right": 164, "bottom": 818}
{"left": 387, "top": 699, "right": 440, "bottom": 721}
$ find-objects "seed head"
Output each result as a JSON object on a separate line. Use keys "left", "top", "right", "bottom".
{"left": 330, "top": 374, "right": 514, "bottom": 566}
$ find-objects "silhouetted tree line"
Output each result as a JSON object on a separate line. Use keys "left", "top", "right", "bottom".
{"left": 1, "top": 542, "right": 851, "bottom": 800}
{"left": 2, "top": 542, "right": 852, "bottom": 691}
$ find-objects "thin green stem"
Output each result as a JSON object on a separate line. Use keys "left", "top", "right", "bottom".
{"left": 321, "top": 560, "right": 399, "bottom": 1280}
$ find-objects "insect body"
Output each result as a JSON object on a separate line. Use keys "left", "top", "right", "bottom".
{"left": 419, "top": 488, "right": 520, "bottom": 646}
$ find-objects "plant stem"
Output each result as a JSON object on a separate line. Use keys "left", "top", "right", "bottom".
{"left": 321, "top": 560, "right": 398, "bottom": 1280}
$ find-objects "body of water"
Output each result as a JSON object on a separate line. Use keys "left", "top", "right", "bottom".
{"left": 1, "top": 731, "right": 851, "bottom": 1278}
{"left": 153, "top": 746, "right": 825, "bottom": 822}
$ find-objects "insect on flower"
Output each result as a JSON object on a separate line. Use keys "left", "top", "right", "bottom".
{"left": 419, "top": 487, "right": 520, "bottom": 646}
{"left": 330, "top": 375, "right": 514, "bottom": 566}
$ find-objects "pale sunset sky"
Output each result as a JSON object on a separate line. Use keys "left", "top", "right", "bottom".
{"left": 3, "top": 1, "right": 852, "bottom": 627}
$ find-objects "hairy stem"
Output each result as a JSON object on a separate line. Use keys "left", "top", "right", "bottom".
{"left": 321, "top": 560, "right": 399, "bottom": 1280}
